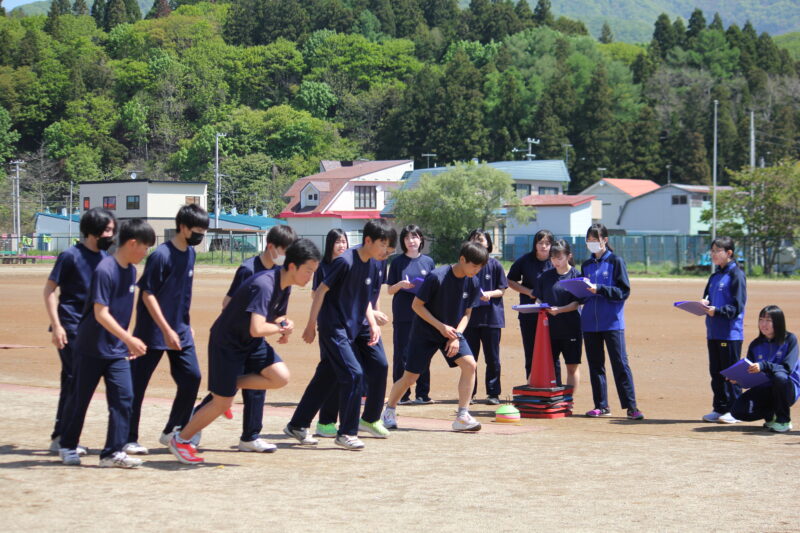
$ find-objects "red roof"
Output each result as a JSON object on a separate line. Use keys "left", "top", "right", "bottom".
{"left": 281, "top": 160, "right": 412, "bottom": 217}
{"left": 281, "top": 210, "right": 383, "bottom": 219}
{"left": 518, "top": 194, "right": 595, "bottom": 207}
{"left": 602, "top": 178, "right": 660, "bottom": 197}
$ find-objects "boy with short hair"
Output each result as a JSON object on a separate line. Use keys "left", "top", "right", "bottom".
{"left": 58, "top": 219, "right": 156, "bottom": 467}
{"left": 168, "top": 239, "right": 321, "bottom": 464}
{"left": 284, "top": 219, "right": 393, "bottom": 450}
{"left": 123, "top": 204, "right": 209, "bottom": 455}
{"left": 192, "top": 224, "right": 298, "bottom": 452}
{"left": 701, "top": 236, "right": 747, "bottom": 424}
{"left": 44, "top": 208, "right": 116, "bottom": 454}
{"left": 381, "top": 241, "right": 488, "bottom": 432}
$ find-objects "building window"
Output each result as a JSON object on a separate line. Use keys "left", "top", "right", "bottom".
{"left": 185, "top": 196, "right": 200, "bottom": 205}
{"left": 103, "top": 196, "right": 116, "bottom": 210}
{"left": 671, "top": 195, "right": 687, "bottom": 205}
{"left": 83, "top": 197, "right": 90, "bottom": 210}
{"left": 126, "top": 195, "right": 140, "bottom": 210}
{"left": 307, "top": 193, "right": 318, "bottom": 201}
{"left": 354, "top": 186, "right": 377, "bottom": 209}
{"left": 538, "top": 187, "right": 559, "bottom": 195}
{"left": 513, "top": 184, "right": 532, "bottom": 197}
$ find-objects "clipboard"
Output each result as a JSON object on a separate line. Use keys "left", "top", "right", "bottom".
{"left": 512, "top": 303, "right": 551, "bottom": 314}
{"left": 557, "top": 277, "right": 595, "bottom": 298}
{"left": 720, "top": 358, "right": 770, "bottom": 389}
{"left": 673, "top": 301, "right": 710, "bottom": 316}
{"left": 403, "top": 276, "right": 426, "bottom": 295}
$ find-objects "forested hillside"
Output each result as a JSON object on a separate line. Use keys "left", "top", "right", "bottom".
{"left": 0, "top": 0, "right": 798, "bottom": 231}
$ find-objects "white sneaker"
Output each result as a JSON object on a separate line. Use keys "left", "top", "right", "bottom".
{"left": 702, "top": 411, "right": 722, "bottom": 422}
{"left": 99, "top": 451, "right": 142, "bottom": 468}
{"left": 717, "top": 412, "right": 739, "bottom": 424}
{"left": 452, "top": 413, "right": 482, "bottom": 432}
{"left": 334, "top": 434, "right": 365, "bottom": 450}
{"left": 51, "top": 438, "right": 88, "bottom": 456}
{"left": 238, "top": 438, "right": 277, "bottom": 453}
{"left": 59, "top": 448, "right": 81, "bottom": 466}
{"left": 282, "top": 425, "right": 319, "bottom": 445}
{"left": 123, "top": 442, "right": 149, "bottom": 455}
{"left": 381, "top": 408, "right": 398, "bottom": 429}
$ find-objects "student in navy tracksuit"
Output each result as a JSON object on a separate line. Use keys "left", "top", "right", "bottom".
{"left": 44, "top": 208, "right": 116, "bottom": 454}
{"left": 313, "top": 229, "right": 349, "bottom": 438}
{"left": 730, "top": 306, "right": 799, "bottom": 433}
{"left": 507, "top": 229, "right": 554, "bottom": 378}
{"left": 534, "top": 239, "right": 582, "bottom": 392}
{"left": 191, "top": 224, "right": 298, "bottom": 451}
{"left": 58, "top": 219, "right": 156, "bottom": 468}
{"left": 701, "top": 236, "right": 747, "bottom": 424}
{"left": 123, "top": 205, "right": 208, "bottom": 455}
{"left": 317, "top": 229, "right": 396, "bottom": 438}
{"left": 285, "top": 219, "right": 393, "bottom": 450}
{"left": 386, "top": 224, "right": 435, "bottom": 405}
{"left": 464, "top": 229, "right": 507, "bottom": 405}
{"left": 382, "top": 241, "right": 488, "bottom": 432}
{"left": 168, "top": 239, "right": 321, "bottom": 465}
{"left": 581, "top": 224, "right": 644, "bottom": 420}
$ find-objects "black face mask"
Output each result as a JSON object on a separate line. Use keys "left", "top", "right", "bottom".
{"left": 187, "top": 232, "right": 205, "bottom": 246}
{"left": 97, "top": 236, "right": 114, "bottom": 251}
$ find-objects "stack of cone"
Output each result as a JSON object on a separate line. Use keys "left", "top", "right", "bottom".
{"left": 512, "top": 310, "right": 573, "bottom": 418}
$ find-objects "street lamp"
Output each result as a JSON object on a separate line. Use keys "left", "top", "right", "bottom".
{"left": 562, "top": 143, "right": 572, "bottom": 167}
{"left": 666, "top": 164, "right": 671, "bottom": 184}
{"left": 597, "top": 167, "right": 607, "bottom": 178}
{"left": 421, "top": 153, "right": 437, "bottom": 169}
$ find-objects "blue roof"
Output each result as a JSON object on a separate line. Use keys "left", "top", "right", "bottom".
{"left": 382, "top": 160, "right": 570, "bottom": 215}
{"left": 210, "top": 213, "right": 285, "bottom": 230}
{"left": 35, "top": 212, "right": 81, "bottom": 223}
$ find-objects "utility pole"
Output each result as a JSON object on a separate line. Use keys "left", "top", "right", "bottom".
{"left": 749, "top": 109, "right": 755, "bottom": 169}
{"left": 68, "top": 181, "right": 74, "bottom": 244}
{"left": 666, "top": 164, "right": 671, "bottom": 185}
{"left": 597, "top": 167, "right": 607, "bottom": 179}
{"left": 562, "top": 143, "right": 572, "bottom": 168}
{"left": 421, "top": 153, "right": 437, "bottom": 169}
{"left": 214, "top": 132, "right": 226, "bottom": 229}
{"left": 10, "top": 160, "right": 24, "bottom": 251}
{"left": 511, "top": 147, "right": 525, "bottom": 160}
{"left": 712, "top": 100, "right": 718, "bottom": 244}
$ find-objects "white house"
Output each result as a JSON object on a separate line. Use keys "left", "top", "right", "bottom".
{"left": 280, "top": 160, "right": 414, "bottom": 249}
{"left": 617, "top": 184, "right": 733, "bottom": 235}
{"left": 580, "top": 178, "right": 661, "bottom": 229}
{"left": 79, "top": 179, "right": 209, "bottom": 238}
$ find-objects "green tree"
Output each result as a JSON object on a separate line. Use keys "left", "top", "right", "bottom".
{"left": 651, "top": 13, "right": 676, "bottom": 58}
{"left": 701, "top": 160, "right": 800, "bottom": 274}
{"left": 533, "top": 0, "right": 553, "bottom": 27}
{"left": 599, "top": 22, "right": 613, "bottom": 44}
{"left": 709, "top": 13, "right": 724, "bottom": 32}
{"left": 686, "top": 8, "right": 706, "bottom": 42}
{"left": 223, "top": 0, "right": 259, "bottom": 46}
{"left": 256, "top": 0, "right": 310, "bottom": 44}
{"left": 424, "top": 0, "right": 458, "bottom": 31}
{"left": 0, "top": 105, "right": 20, "bottom": 162}
{"left": 620, "top": 105, "right": 662, "bottom": 180}
{"left": 392, "top": 0, "right": 423, "bottom": 38}
{"left": 146, "top": 0, "right": 172, "bottom": 19}
{"left": 514, "top": 0, "right": 534, "bottom": 30}
{"left": 672, "top": 17, "right": 686, "bottom": 49}
{"left": 91, "top": 0, "right": 106, "bottom": 28}
{"left": 353, "top": 9, "right": 382, "bottom": 41}
{"left": 72, "top": 0, "right": 89, "bottom": 16}
{"left": 307, "top": 0, "right": 353, "bottom": 33}
{"left": 294, "top": 80, "right": 337, "bottom": 118}
{"left": 573, "top": 63, "right": 614, "bottom": 191}
{"left": 391, "top": 163, "right": 533, "bottom": 261}
{"left": 45, "top": 0, "right": 72, "bottom": 33}
{"left": 0, "top": 0, "right": 5, "bottom": 16}
{"left": 223, "top": 152, "right": 294, "bottom": 216}
{"left": 105, "top": 0, "right": 129, "bottom": 31}
{"left": 485, "top": 67, "right": 527, "bottom": 160}
{"left": 123, "top": 0, "right": 141, "bottom": 23}
{"left": 370, "top": 0, "right": 396, "bottom": 37}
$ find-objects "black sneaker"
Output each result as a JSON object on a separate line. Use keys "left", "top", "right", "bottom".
{"left": 414, "top": 397, "right": 435, "bottom": 404}
{"left": 486, "top": 396, "right": 500, "bottom": 406}
{"left": 398, "top": 397, "right": 415, "bottom": 405}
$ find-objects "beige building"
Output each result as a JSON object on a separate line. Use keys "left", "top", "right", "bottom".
{"left": 79, "top": 179, "right": 208, "bottom": 237}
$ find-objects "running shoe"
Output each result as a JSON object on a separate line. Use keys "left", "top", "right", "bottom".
{"left": 59, "top": 448, "right": 81, "bottom": 466}
{"left": 770, "top": 421, "right": 793, "bottom": 433}
{"left": 99, "top": 451, "right": 142, "bottom": 468}
{"left": 334, "top": 434, "right": 365, "bottom": 450}
{"left": 238, "top": 438, "right": 277, "bottom": 453}
{"left": 585, "top": 408, "right": 612, "bottom": 417}
{"left": 452, "top": 413, "right": 481, "bottom": 432}
{"left": 380, "top": 408, "right": 398, "bottom": 429}
{"left": 315, "top": 422, "right": 338, "bottom": 438}
{"left": 359, "top": 419, "right": 390, "bottom": 438}
{"left": 626, "top": 408, "right": 645, "bottom": 420}
{"left": 282, "top": 425, "right": 319, "bottom": 445}
{"left": 122, "top": 442, "right": 149, "bottom": 455}
{"left": 168, "top": 435, "right": 204, "bottom": 464}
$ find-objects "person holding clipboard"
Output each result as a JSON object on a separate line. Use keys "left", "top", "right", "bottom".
{"left": 728, "top": 306, "right": 799, "bottom": 433}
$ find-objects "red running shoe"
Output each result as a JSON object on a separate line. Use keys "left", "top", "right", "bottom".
{"left": 223, "top": 408, "right": 234, "bottom": 420}
{"left": 168, "top": 436, "right": 204, "bottom": 465}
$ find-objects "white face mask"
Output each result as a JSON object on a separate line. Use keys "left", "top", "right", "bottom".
{"left": 271, "top": 248, "right": 286, "bottom": 266}
{"left": 587, "top": 242, "right": 603, "bottom": 254}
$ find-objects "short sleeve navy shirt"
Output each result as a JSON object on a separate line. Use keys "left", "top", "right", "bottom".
{"left": 387, "top": 254, "right": 435, "bottom": 323}
{"left": 47, "top": 243, "right": 107, "bottom": 334}
{"left": 226, "top": 255, "right": 271, "bottom": 297}
{"left": 74, "top": 256, "right": 137, "bottom": 359}
{"left": 467, "top": 257, "right": 508, "bottom": 328}
{"left": 412, "top": 265, "right": 480, "bottom": 340}
{"left": 534, "top": 267, "right": 582, "bottom": 339}
{"left": 133, "top": 241, "right": 196, "bottom": 350}
{"left": 210, "top": 269, "right": 290, "bottom": 359}
{"left": 507, "top": 252, "right": 552, "bottom": 306}
{"left": 318, "top": 248, "right": 380, "bottom": 339}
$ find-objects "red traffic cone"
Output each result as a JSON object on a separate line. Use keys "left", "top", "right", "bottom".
{"left": 528, "top": 310, "right": 556, "bottom": 388}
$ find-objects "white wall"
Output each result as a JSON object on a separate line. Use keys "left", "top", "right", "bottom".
{"left": 329, "top": 181, "right": 403, "bottom": 212}
{"left": 618, "top": 188, "right": 692, "bottom": 234}
{"left": 79, "top": 182, "right": 207, "bottom": 220}
{"left": 505, "top": 204, "right": 593, "bottom": 237}
{"left": 350, "top": 162, "right": 414, "bottom": 181}
{"left": 581, "top": 182, "right": 630, "bottom": 228}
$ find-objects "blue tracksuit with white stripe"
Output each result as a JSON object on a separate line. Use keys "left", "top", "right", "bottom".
{"left": 703, "top": 261, "right": 746, "bottom": 413}
{"left": 731, "top": 332, "right": 799, "bottom": 424}
{"left": 580, "top": 250, "right": 638, "bottom": 411}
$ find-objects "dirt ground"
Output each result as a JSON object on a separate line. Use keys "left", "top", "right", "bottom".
{"left": 1, "top": 265, "right": 799, "bottom": 532}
